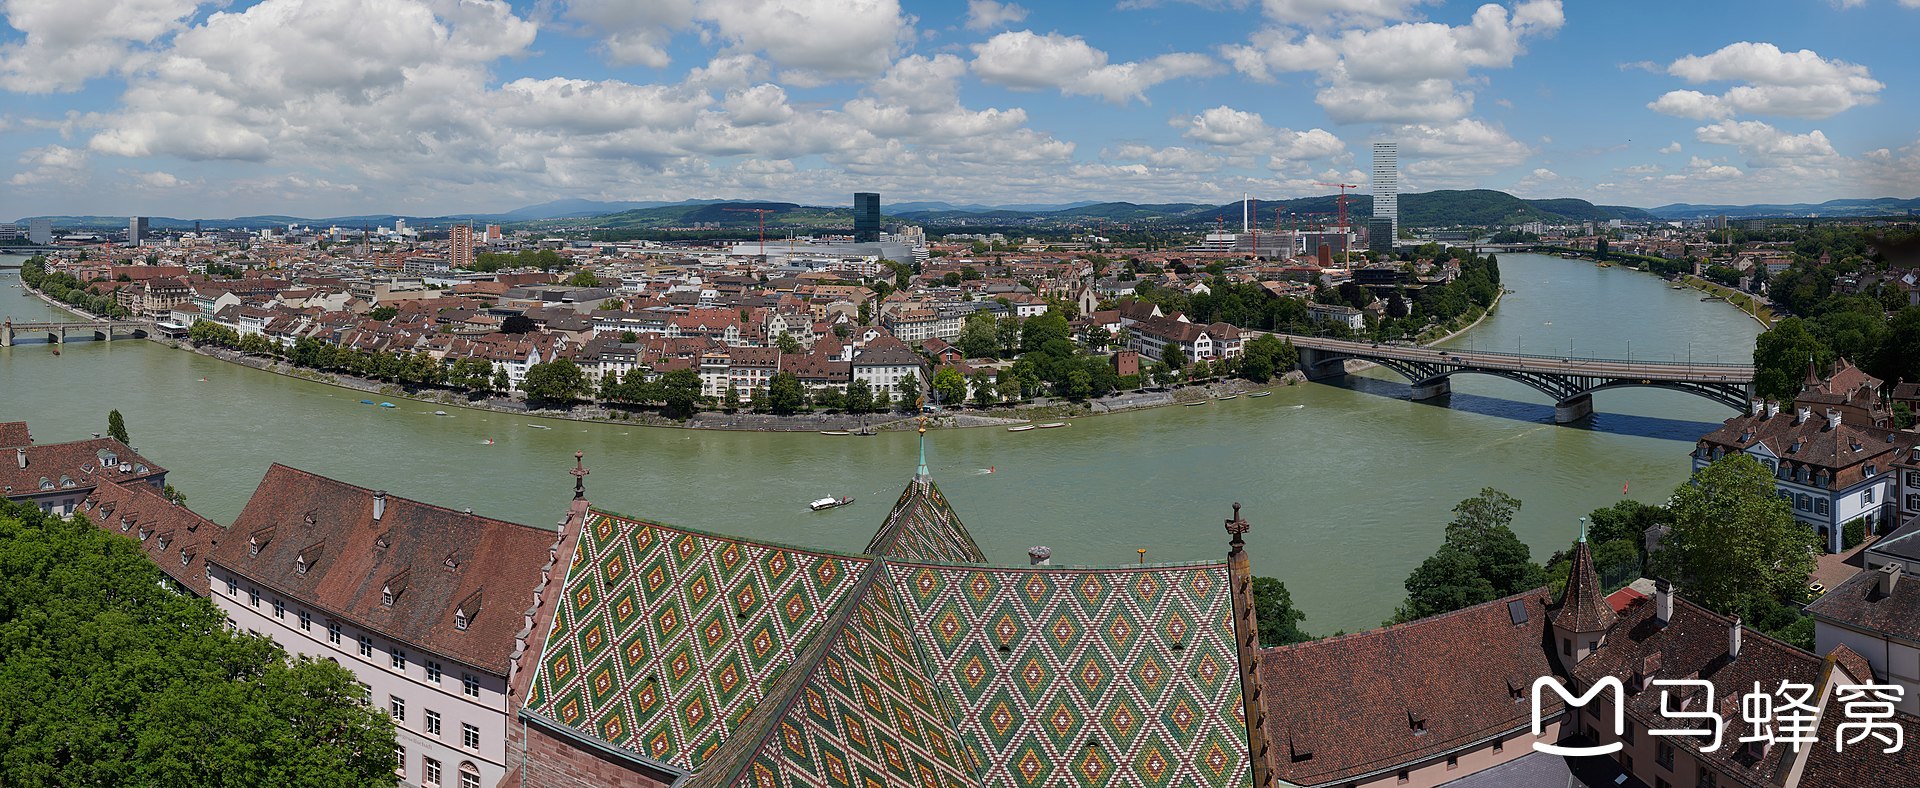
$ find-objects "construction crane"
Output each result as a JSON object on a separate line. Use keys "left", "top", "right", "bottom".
{"left": 1315, "top": 182, "right": 1360, "bottom": 266}
{"left": 723, "top": 207, "right": 776, "bottom": 257}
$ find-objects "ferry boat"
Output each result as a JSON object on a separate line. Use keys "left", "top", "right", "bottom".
{"left": 1007, "top": 424, "right": 1036, "bottom": 432}
{"left": 809, "top": 496, "right": 854, "bottom": 511}
{"left": 1248, "top": 391, "right": 1273, "bottom": 398}
{"left": 1036, "top": 422, "right": 1069, "bottom": 429}
{"left": 819, "top": 430, "right": 852, "bottom": 436}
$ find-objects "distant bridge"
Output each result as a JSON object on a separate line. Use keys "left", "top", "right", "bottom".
{"left": 1275, "top": 334, "right": 1754, "bottom": 423}
{"left": 1, "top": 319, "right": 151, "bottom": 346}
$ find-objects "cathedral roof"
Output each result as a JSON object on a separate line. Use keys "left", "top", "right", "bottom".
{"left": 864, "top": 428, "right": 986, "bottom": 564}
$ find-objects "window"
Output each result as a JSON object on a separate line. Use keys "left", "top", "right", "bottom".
{"left": 459, "top": 765, "right": 480, "bottom": 788}
{"left": 1698, "top": 768, "right": 1718, "bottom": 788}
{"left": 1492, "top": 739, "right": 1503, "bottom": 753}
{"left": 1657, "top": 740, "right": 1675, "bottom": 770}
{"left": 1657, "top": 780, "right": 1672, "bottom": 788}
{"left": 395, "top": 746, "right": 404, "bottom": 777}
{"left": 462, "top": 673, "right": 480, "bottom": 698}
{"left": 226, "top": 577, "right": 238, "bottom": 595}
{"left": 426, "top": 661, "right": 442, "bottom": 683}
{"left": 298, "top": 610, "right": 312, "bottom": 632}
{"left": 248, "top": 587, "right": 259, "bottom": 606}
{"left": 462, "top": 723, "right": 480, "bottom": 750}
{"left": 359, "top": 635, "right": 374, "bottom": 659}
{"left": 425, "top": 709, "right": 441, "bottom": 736}
{"left": 1797, "top": 494, "right": 1811, "bottom": 512}
{"left": 423, "top": 758, "right": 442, "bottom": 786}
{"left": 391, "top": 647, "right": 407, "bottom": 671}
{"left": 1562, "top": 638, "right": 1572, "bottom": 656}
{"left": 1864, "top": 488, "right": 1875, "bottom": 504}
{"left": 1621, "top": 723, "right": 1635, "bottom": 744}
{"left": 390, "top": 695, "right": 405, "bottom": 722}
{"left": 1624, "top": 754, "right": 1633, "bottom": 773}
{"left": 1396, "top": 770, "right": 1410, "bottom": 784}
{"left": 357, "top": 682, "right": 371, "bottom": 704}
{"left": 327, "top": 620, "right": 341, "bottom": 644}
{"left": 1446, "top": 755, "right": 1458, "bottom": 770}
{"left": 1816, "top": 498, "right": 1829, "bottom": 515}
{"left": 272, "top": 598, "right": 285, "bottom": 619}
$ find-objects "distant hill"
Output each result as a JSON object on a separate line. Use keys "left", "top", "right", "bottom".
{"left": 1646, "top": 197, "right": 1920, "bottom": 220}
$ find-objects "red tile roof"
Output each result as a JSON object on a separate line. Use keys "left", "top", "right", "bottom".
{"left": 0, "top": 421, "right": 30, "bottom": 447}
{"left": 213, "top": 464, "right": 560, "bottom": 671}
{"left": 0, "top": 436, "right": 165, "bottom": 499}
{"left": 1554, "top": 540, "right": 1618, "bottom": 633}
{"left": 81, "top": 479, "right": 220, "bottom": 595}
{"left": 1257, "top": 588, "right": 1562, "bottom": 786}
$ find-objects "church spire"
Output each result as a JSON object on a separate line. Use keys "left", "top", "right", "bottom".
{"left": 864, "top": 402, "right": 985, "bottom": 563}
{"left": 916, "top": 403, "right": 929, "bottom": 479}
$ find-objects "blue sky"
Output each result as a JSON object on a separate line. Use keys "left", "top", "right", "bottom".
{"left": 1, "top": 0, "right": 1915, "bottom": 219}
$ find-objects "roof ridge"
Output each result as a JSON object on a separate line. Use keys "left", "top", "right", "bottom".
{"left": 1266, "top": 586, "right": 1553, "bottom": 651}
{"left": 261, "top": 463, "right": 543, "bottom": 532}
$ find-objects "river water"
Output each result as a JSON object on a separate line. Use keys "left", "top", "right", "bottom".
{"left": 0, "top": 253, "right": 1759, "bottom": 631}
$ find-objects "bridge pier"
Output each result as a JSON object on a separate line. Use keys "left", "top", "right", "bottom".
{"left": 1, "top": 322, "right": 10, "bottom": 347}
{"left": 1297, "top": 347, "right": 1348, "bottom": 381}
{"left": 1554, "top": 394, "right": 1594, "bottom": 424}
{"left": 1408, "top": 378, "right": 1451, "bottom": 401}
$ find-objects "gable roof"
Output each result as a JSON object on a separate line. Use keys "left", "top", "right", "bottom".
{"left": 80, "top": 478, "right": 221, "bottom": 596}
{"left": 864, "top": 439, "right": 985, "bottom": 565}
{"left": 214, "top": 464, "right": 558, "bottom": 671}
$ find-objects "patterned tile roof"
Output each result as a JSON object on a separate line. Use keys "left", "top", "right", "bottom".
{"left": 523, "top": 509, "right": 1253, "bottom": 787}
{"left": 523, "top": 510, "right": 869, "bottom": 770}
{"left": 864, "top": 473, "right": 985, "bottom": 564}
{"left": 891, "top": 561, "right": 1250, "bottom": 787}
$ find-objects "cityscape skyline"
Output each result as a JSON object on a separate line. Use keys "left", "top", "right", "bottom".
{"left": 1, "top": 1, "right": 1917, "bottom": 219}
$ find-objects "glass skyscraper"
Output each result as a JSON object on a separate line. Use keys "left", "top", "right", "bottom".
{"left": 853, "top": 192, "right": 880, "bottom": 243}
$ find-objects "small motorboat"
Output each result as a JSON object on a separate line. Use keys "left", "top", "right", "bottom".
{"left": 360, "top": 399, "right": 374, "bottom": 405}
{"left": 809, "top": 496, "right": 854, "bottom": 511}
{"left": 197, "top": 377, "right": 209, "bottom": 382}
{"left": 1007, "top": 424, "right": 1036, "bottom": 432}
{"left": 1215, "top": 394, "right": 1238, "bottom": 401}
{"left": 1184, "top": 401, "right": 1207, "bottom": 407}
{"left": 379, "top": 402, "right": 396, "bottom": 408}
{"left": 433, "top": 410, "right": 449, "bottom": 416}
{"left": 482, "top": 439, "right": 495, "bottom": 445}
{"left": 527, "top": 424, "right": 552, "bottom": 430}
{"left": 1249, "top": 391, "right": 1272, "bottom": 398}
{"left": 819, "top": 430, "right": 852, "bottom": 436}
{"left": 1037, "top": 422, "right": 1069, "bottom": 429}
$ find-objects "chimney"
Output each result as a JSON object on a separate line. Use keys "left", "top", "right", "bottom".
{"left": 1795, "top": 406, "right": 1811, "bottom": 425}
{"left": 1876, "top": 563, "right": 1902, "bottom": 598}
{"left": 14, "top": 447, "right": 23, "bottom": 469}
{"left": 1749, "top": 400, "right": 1764, "bottom": 417}
{"left": 1825, "top": 409, "right": 1841, "bottom": 430}
{"left": 1765, "top": 401, "right": 1780, "bottom": 419}
{"left": 1655, "top": 579, "right": 1674, "bottom": 627}
{"left": 1728, "top": 616, "right": 1742, "bottom": 662}
{"left": 372, "top": 490, "right": 387, "bottom": 521}
{"left": 1028, "top": 546, "right": 1052, "bottom": 566}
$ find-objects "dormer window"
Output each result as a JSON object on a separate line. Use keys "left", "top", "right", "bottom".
{"left": 455, "top": 612, "right": 469, "bottom": 631}
{"left": 443, "top": 553, "right": 459, "bottom": 570}
{"left": 181, "top": 551, "right": 192, "bottom": 567}
{"left": 138, "top": 527, "right": 151, "bottom": 542}
{"left": 382, "top": 588, "right": 395, "bottom": 606}
{"left": 296, "top": 557, "right": 309, "bottom": 575}
{"left": 156, "top": 534, "right": 169, "bottom": 551}
{"left": 1867, "top": 464, "right": 1877, "bottom": 476}
{"left": 1407, "top": 709, "right": 1428, "bottom": 735}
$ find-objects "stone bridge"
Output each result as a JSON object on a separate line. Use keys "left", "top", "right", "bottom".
{"left": 1, "top": 319, "right": 151, "bottom": 346}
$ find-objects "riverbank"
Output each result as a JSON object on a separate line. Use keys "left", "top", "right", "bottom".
{"left": 1673, "top": 275, "right": 1773, "bottom": 328}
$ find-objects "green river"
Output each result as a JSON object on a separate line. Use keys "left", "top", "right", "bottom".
{"left": 0, "top": 253, "right": 1759, "bottom": 631}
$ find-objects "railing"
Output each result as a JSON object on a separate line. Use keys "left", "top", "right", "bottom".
{"left": 1274, "top": 334, "right": 1752, "bottom": 370}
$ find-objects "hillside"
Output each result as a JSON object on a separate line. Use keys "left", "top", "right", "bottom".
{"left": 1647, "top": 197, "right": 1920, "bottom": 220}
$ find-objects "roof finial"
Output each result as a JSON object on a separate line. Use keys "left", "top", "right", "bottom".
{"left": 1578, "top": 515, "right": 1588, "bottom": 544}
{"left": 916, "top": 395, "right": 929, "bottom": 477}
{"left": 1225, "top": 502, "right": 1250, "bottom": 555}
{"left": 571, "top": 451, "right": 590, "bottom": 500}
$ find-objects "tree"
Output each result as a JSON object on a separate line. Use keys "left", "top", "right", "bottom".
{"left": 368, "top": 305, "right": 398, "bottom": 321}
{"left": 619, "top": 330, "right": 639, "bottom": 344}
{"left": 1020, "top": 311, "right": 1070, "bottom": 354}
{"left": 107, "top": 409, "right": 130, "bottom": 445}
{"left": 767, "top": 372, "right": 805, "bottom": 415}
{"left": 931, "top": 367, "right": 968, "bottom": 406}
{"left": 1594, "top": 235, "right": 1609, "bottom": 260}
{"left": 897, "top": 372, "right": 920, "bottom": 405}
{"left": 958, "top": 312, "right": 999, "bottom": 358}
{"left": 1251, "top": 576, "right": 1311, "bottom": 647}
{"left": 776, "top": 332, "right": 803, "bottom": 355}
{"left": 722, "top": 385, "right": 741, "bottom": 412}
{"left": 1391, "top": 488, "right": 1545, "bottom": 623}
{"left": 565, "top": 269, "right": 600, "bottom": 287}
{"left": 490, "top": 367, "right": 511, "bottom": 395}
{"left": 0, "top": 500, "right": 396, "bottom": 785}
{"left": 1161, "top": 345, "right": 1186, "bottom": 375}
{"left": 971, "top": 371, "right": 999, "bottom": 406}
{"left": 1752, "top": 318, "right": 1833, "bottom": 403}
{"left": 1658, "top": 454, "right": 1819, "bottom": 615}
{"left": 522, "top": 359, "right": 589, "bottom": 405}
{"left": 660, "top": 369, "right": 703, "bottom": 418}
{"left": 843, "top": 379, "right": 874, "bottom": 414}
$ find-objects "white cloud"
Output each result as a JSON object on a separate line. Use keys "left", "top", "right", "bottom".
{"left": 965, "top": 0, "right": 1027, "bottom": 31}
{"left": 1175, "top": 105, "right": 1345, "bottom": 164}
{"left": 1258, "top": 0, "right": 1431, "bottom": 27}
{"left": 9, "top": 144, "right": 88, "bottom": 186}
{"left": 1222, "top": 0, "right": 1563, "bottom": 123}
{"left": 697, "top": 0, "right": 913, "bottom": 85}
{"left": 1650, "top": 42, "right": 1882, "bottom": 119}
{"left": 1693, "top": 120, "right": 1840, "bottom": 167}
{"left": 1391, "top": 118, "right": 1531, "bottom": 184}
{"left": 561, "top": 0, "right": 697, "bottom": 68}
{"left": 1658, "top": 141, "right": 1683, "bottom": 154}
{"left": 970, "top": 30, "right": 1216, "bottom": 104}
{"left": 0, "top": 0, "right": 201, "bottom": 92}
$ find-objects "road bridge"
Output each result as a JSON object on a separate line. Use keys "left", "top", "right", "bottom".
{"left": 1275, "top": 333, "right": 1754, "bottom": 423}
{"left": 1, "top": 319, "right": 151, "bottom": 346}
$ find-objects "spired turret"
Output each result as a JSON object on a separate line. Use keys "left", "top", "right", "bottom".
{"left": 862, "top": 419, "right": 986, "bottom": 563}
{"left": 1551, "top": 517, "right": 1618, "bottom": 670}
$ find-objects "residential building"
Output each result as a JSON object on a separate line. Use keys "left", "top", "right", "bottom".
{"left": 851, "top": 337, "right": 927, "bottom": 397}
{"left": 1693, "top": 400, "right": 1914, "bottom": 551}
{"left": 28, "top": 217, "right": 52, "bottom": 245}
{"left": 1808, "top": 562, "right": 1920, "bottom": 713}
{"left": 1307, "top": 302, "right": 1366, "bottom": 331}
{"left": 450, "top": 223, "right": 475, "bottom": 270}
{"left": 207, "top": 465, "right": 562, "bottom": 788}
{"left": 1129, "top": 314, "right": 1245, "bottom": 363}
{"left": 0, "top": 423, "right": 167, "bottom": 516}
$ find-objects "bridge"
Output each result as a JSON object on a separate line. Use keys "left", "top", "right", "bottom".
{"left": 1277, "top": 334, "right": 1754, "bottom": 423}
{"left": 1, "top": 319, "right": 151, "bottom": 346}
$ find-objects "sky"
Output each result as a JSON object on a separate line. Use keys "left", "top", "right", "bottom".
{"left": 1, "top": 0, "right": 1917, "bottom": 219}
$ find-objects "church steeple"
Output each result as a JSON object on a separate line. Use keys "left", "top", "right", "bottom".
{"left": 1552, "top": 517, "right": 1617, "bottom": 669}
{"left": 863, "top": 411, "right": 986, "bottom": 564}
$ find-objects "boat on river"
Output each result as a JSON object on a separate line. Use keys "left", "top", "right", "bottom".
{"left": 526, "top": 423, "right": 552, "bottom": 430}
{"left": 379, "top": 402, "right": 396, "bottom": 408}
{"left": 1215, "top": 394, "right": 1238, "bottom": 401}
{"left": 1249, "top": 391, "right": 1272, "bottom": 398}
{"left": 1184, "top": 400, "right": 1207, "bottom": 407}
{"left": 819, "top": 430, "right": 852, "bottom": 436}
{"left": 809, "top": 496, "right": 854, "bottom": 511}
{"left": 1037, "top": 422, "right": 1069, "bottom": 429}
{"left": 433, "top": 410, "right": 449, "bottom": 416}
{"left": 360, "top": 399, "right": 374, "bottom": 405}
{"left": 1007, "top": 424, "right": 1036, "bottom": 432}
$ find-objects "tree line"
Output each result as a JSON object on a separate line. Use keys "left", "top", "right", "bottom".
{"left": 18, "top": 257, "right": 136, "bottom": 319}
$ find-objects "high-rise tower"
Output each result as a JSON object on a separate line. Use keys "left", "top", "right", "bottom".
{"left": 853, "top": 192, "right": 880, "bottom": 243}
{"left": 1371, "top": 142, "right": 1398, "bottom": 241}
{"left": 449, "top": 222, "right": 474, "bottom": 269}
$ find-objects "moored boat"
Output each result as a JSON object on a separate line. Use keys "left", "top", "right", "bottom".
{"left": 819, "top": 430, "right": 852, "bottom": 436}
{"left": 1249, "top": 391, "right": 1272, "bottom": 398}
{"left": 1007, "top": 424, "right": 1036, "bottom": 432}
{"left": 1184, "top": 400, "right": 1207, "bottom": 407}
{"left": 379, "top": 402, "right": 396, "bottom": 408}
{"left": 1037, "top": 422, "right": 1069, "bottom": 429}
{"left": 809, "top": 496, "right": 854, "bottom": 511}
{"left": 433, "top": 410, "right": 449, "bottom": 416}
{"left": 1215, "top": 394, "right": 1238, "bottom": 401}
